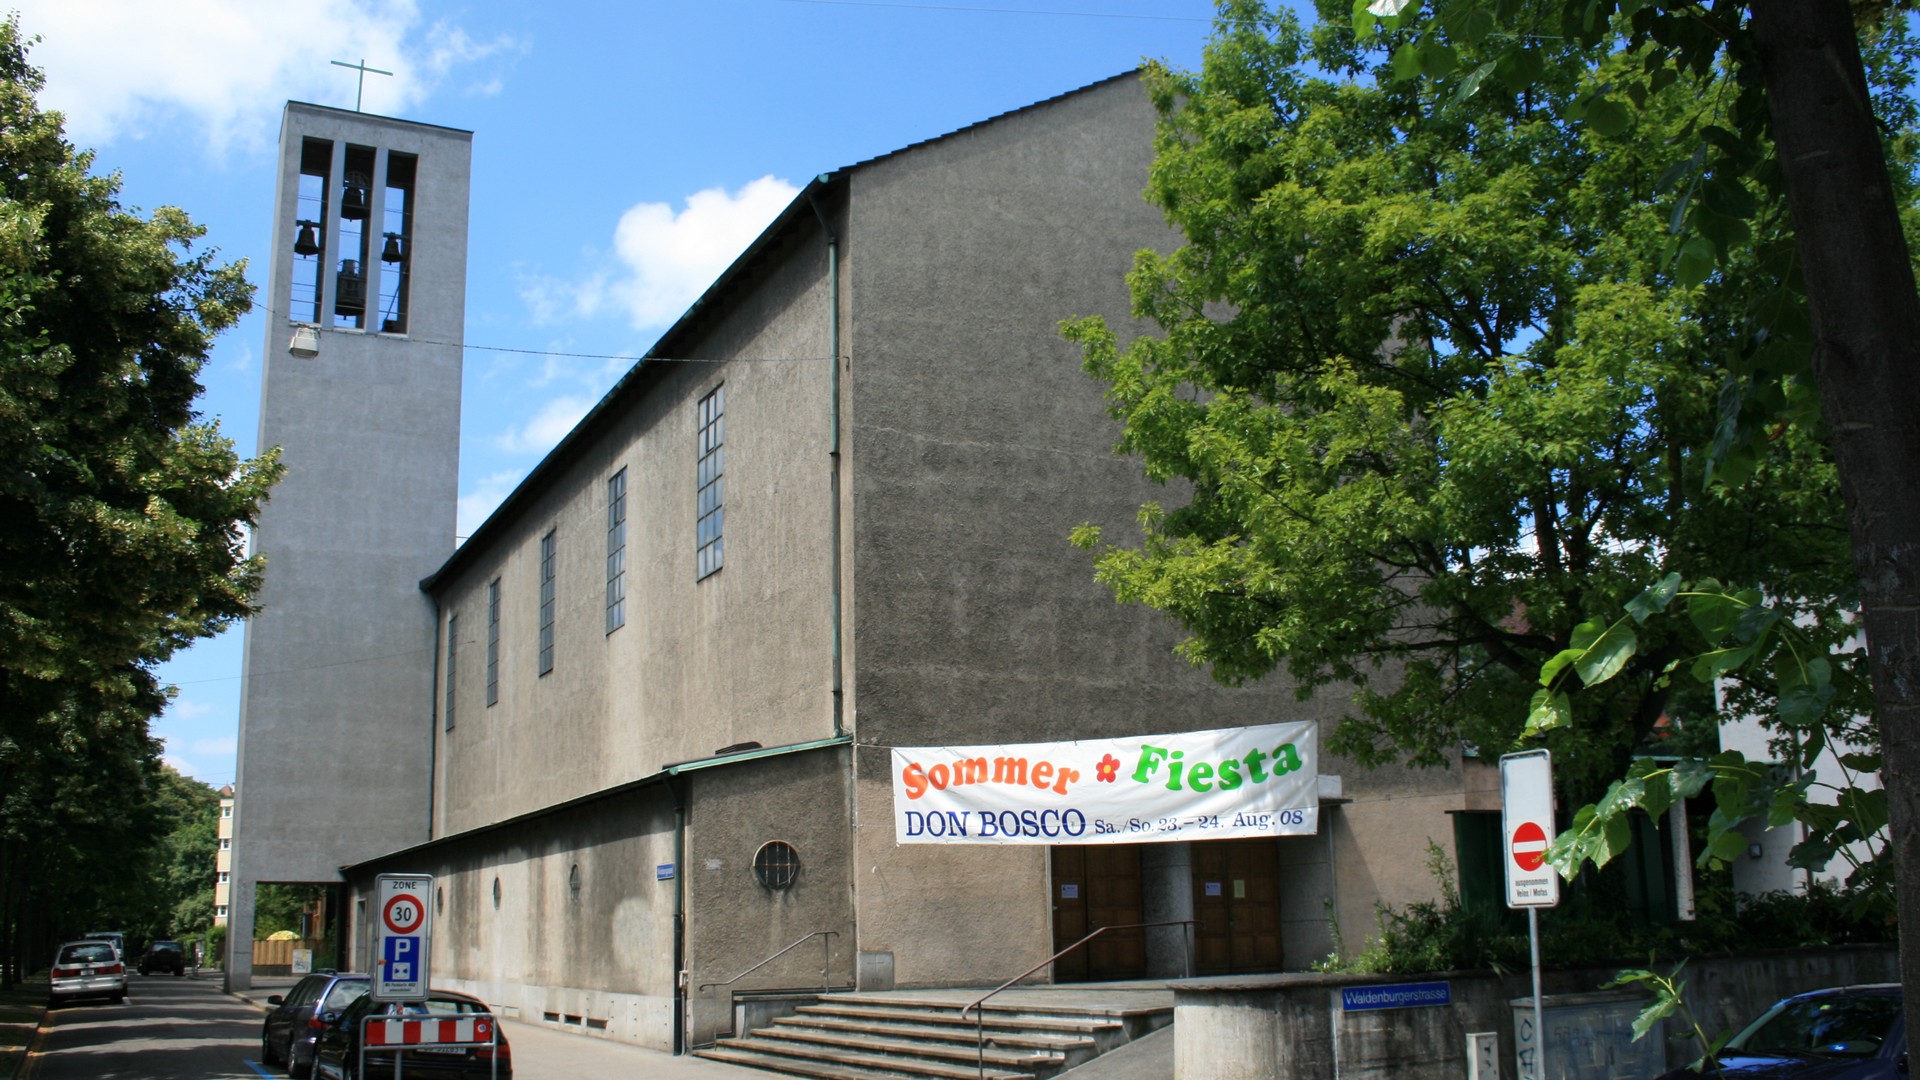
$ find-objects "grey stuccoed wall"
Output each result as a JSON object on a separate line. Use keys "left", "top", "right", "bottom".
{"left": 1172, "top": 944, "right": 1899, "bottom": 1080}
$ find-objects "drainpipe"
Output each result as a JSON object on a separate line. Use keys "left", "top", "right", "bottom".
{"left": 427, "top": 598, "right": 441, "bottom": 836}
{"left": 805, "top": 179, "right": 855, "bottom": 994}
{"left": 670, "top": 774, "right": 688, "bottom": 1054}
{"left": 805, "top": 179, "right": 843, "bottom": 741}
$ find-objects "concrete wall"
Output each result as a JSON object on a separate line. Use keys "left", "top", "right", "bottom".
{"left": 682, "top": 747, "right": 855, "bottom": 1045}
{"left": 231, "top": 103, "right": 470, "bottom": 988}
{"left": 349, "top": 782, "right": 682, "bottom": 1050}
{"left": 1325, "top": 750, "right": 1477, "bottom": 950}
{"left": 1172, "top": 944, "right": 1899, "bottom": 1079}
{"left": 428, "top": 220, "right": 835, "bottom": 832}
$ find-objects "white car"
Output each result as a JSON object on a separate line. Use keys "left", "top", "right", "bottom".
{"left": 49, "top": 939, "right": 127, "bottom": 1007}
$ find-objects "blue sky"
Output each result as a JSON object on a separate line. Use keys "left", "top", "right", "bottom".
{"left": 19, "top": 0, "right": 1227, "bottom": 788}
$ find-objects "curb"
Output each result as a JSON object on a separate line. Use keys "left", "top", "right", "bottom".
{"left": 12, "top": 1006, "right": 47, "bottom": 1080}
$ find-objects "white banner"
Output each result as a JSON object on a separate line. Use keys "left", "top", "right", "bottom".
{"left": 892, "top": 722, "right": 1318, "bottom": 845}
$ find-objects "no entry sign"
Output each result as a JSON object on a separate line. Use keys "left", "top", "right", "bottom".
{"left": 1510, "top": 821, "right": 1548, "bottom": 872}
{"left": 372, "top": 873, "right": 433, "bottom": 1001}
{"left": 1500, "top": 751, "right": 1560, "bottom": 909}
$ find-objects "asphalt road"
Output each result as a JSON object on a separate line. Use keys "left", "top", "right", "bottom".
{"left": 29, "top": 970, "right": 271, "bottom": 1080}
{"left": 31, "top": 969, "right": 774, "bottom": 1080}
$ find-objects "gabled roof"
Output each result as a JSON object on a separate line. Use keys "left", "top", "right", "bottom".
{"left": 421, "top": 70, "right": 1142, "bottom": 592}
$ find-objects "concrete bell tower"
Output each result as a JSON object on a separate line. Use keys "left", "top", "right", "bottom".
{"left": 228, "top": 103, "right": 470, "bottom": 989}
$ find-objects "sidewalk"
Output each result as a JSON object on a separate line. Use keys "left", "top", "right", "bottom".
{"left": 224, "top": 978, "right": 1168, "bottom": 1079}
{"left": 0, "top": 977, "right": 47, "bottom": 1080}
{"left": 226, "top": 977, "right": 750, "bottom": 1080}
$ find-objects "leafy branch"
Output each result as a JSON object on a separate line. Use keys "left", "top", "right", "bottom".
{"left": 1527, "top": 572, "right": 1886, "bottom": 911}
{"left": 1607, "top": 961, "right": 1730, "bottom": 1076}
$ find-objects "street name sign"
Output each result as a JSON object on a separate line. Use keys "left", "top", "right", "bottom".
{"left": 1340, "top": 981, "right": 1452, "bottom": 1011}
{"left": 372, "top": 873, "right": 432, "bottom": 1002}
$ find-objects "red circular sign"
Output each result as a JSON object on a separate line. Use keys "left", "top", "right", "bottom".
{"left": 1511, "top": 821, "right": 1548, "bottom": 871}
{"left": 383, "top": 892, "right": 425, "bottom": 934}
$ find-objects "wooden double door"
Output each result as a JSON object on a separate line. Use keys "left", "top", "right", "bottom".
{"left": 1190, "top": 837, "right": 1283, "bottom": 975}
{"left": 1049, "top": 838, "right": 1283, "bottom": 982}
{"left": 1050, "top": 845, "right": 1147, "bottom": 981}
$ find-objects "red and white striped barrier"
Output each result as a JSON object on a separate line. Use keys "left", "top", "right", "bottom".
{"left": 365, "top": 1015, "right": 495, "bottom": 1047}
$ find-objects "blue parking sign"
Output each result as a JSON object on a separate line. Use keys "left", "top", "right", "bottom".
{"left": 383, "top": 935, "right": 418, "bottom": 982}
{"left": 374, "top": 873, "right": 433, "bottom": 1002}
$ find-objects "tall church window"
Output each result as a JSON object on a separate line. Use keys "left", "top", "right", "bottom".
{"left": 606, "top": 469, "right": 627, "bottom": 633}
{"left": 486, "top": 579, "right": 500, "bottom": 706}
{"left": 538, "top": 530, "right": 557, "bottom": 675}
{"left": 696, "top": 386, "right": 725, "bottom": 580}
{"left": 444, "top": 613, "right": 458, "bottom": 731}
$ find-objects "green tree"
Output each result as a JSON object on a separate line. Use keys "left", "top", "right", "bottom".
{"left": 0, "top": 17, "right": 280, "bottom": 984}
{"left": 1359, "top": 0, "right": 1920, "bottom": 1047}
{"left": 1065, "top": 0, "right": 1875, "bottom": 797}
{"left": 171, "top": 889, "right": 214, "bottom": 942}
{"left": 152, "top": 768, "right": 219, "bottom": 941}
{"left": 254, "top": 884, "right": 327, "bottom": 939}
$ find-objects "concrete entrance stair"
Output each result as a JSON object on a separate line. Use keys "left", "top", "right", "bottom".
{"left": 694, "top": 987, "right": 1173, "bottom": 1080}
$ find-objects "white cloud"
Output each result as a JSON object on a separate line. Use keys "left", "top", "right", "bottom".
{"left": 458, "top": 468, "right": 528, "bottom": 540}
{"left": 223, "top": 344, "right": 256, "bottom": 374}
{"left": 495, "top": 394, "right": 595, "bottom": 456}
{"left": 14, "top": 0, "right": 519, "bottom": 153}
{"left": 193, "top": 735, "right": 238, "bottom": 756}
{"left": 528, "top": 339, "right": 634, "bottom": 392}
{"left": 167, "top": 698, "right": 216, "bottom": 720}
{"left": 523, "top": 175, "right": 798, "bottom": 331}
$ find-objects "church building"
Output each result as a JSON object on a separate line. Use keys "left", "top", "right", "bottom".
{"left": 231, "top": 73, "right": 1495, "bottom": 1054}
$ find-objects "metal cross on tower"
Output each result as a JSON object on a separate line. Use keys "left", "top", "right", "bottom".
{"left": 330, "top": 58, "right": 394, "bottom": 112}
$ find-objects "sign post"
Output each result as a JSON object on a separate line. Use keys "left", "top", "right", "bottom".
{"left": 372, "top": 873, "right": 432, "bottom": 1003}
{"left": 1501, "top": 750, "right": 1559, "bottom": 1080}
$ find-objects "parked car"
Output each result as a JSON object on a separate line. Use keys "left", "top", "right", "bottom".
{"left": 1656, "top": 983, "right": 1905, "bottom": 1078}
{"left": 138, "top": 939, "right": 187, "bottom": 976}
{"left": 49, "top": 939, "right": 127, "bottom": 1007}
{"left": 311, "top": 989, "right": 512, "bottom": 1080}
{"left": 262, "top": 972, "right": 370, "bottom": 1079}
{"left": 81, "top": 930, "right": 126, "bottom": 959}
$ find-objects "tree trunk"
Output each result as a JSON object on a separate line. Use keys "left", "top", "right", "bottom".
{"left": 0, "top": 833, "right": 13, "bottom": 989}
{"left": 1750, "top": 0, "right": 1920, "bottom": 1053}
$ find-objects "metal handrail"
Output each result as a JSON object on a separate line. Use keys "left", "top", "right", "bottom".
{"left": 698, "top": 929, "right": 839, "bottom": 992}
{"left": 961, "top": 919, "right": 1195, "bottom": 1080}
{"left": 696, "top": 930, "right": 840, "bottom": 1044}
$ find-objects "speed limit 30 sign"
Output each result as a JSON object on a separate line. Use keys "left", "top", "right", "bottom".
{"left": 372, "top": 874, "right": 433, "bottom": 1001}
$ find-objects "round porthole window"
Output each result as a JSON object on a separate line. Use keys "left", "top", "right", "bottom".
{"left": 754, "top": 841, "right": 800, "bottom": 890}
{"left": 492, "top": 876, "right": 501, "bottom": 909}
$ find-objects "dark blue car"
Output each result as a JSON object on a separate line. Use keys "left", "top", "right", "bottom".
{"left": 1656, "top": 984, "right": 1905, "bottom": 1079}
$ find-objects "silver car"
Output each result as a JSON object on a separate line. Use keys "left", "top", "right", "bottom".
{"left": 50, "top": 939, "right": 127, "bottom": 1007}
